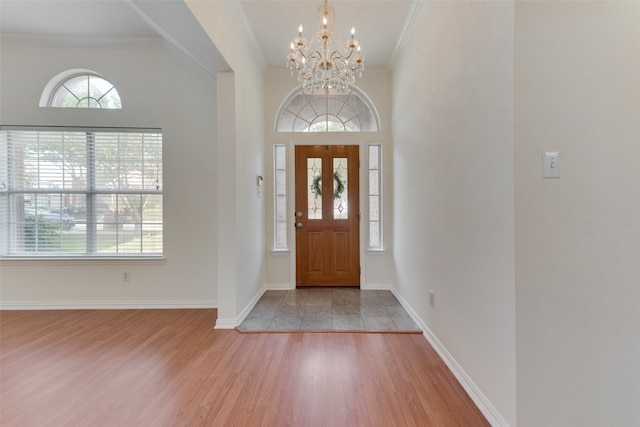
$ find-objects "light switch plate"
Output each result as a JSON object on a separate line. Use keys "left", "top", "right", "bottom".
{"left": 543, "top": 151, "right": 560, "bottom": 178}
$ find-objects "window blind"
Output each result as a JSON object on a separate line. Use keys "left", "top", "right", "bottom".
{"left": 0, "top": 126, "right": 163, "bottom": 257}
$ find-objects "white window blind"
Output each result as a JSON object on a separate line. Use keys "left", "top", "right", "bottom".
{"left": 0, "top": 126, "right": 162, "bottom": 257}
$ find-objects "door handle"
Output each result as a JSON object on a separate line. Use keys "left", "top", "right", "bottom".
{"left": 296, "top": 222, "right": 303, "bottom": 228}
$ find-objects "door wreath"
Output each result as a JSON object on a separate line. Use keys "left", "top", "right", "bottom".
{"left": 310, "top": 171, "right": 345, "bottom": 199}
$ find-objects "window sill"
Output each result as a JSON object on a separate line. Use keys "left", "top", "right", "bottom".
{"left": 366, "top": 248, "right": 387, "bottom": 255}
{"left": 0, "top": 256, "right": 166, "bottom": 266}
{"left": 270, "top": 249, "right": 290, "bottom": 256}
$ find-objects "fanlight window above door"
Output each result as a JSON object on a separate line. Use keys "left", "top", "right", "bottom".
{"left": 276, "top": 85, "right": 379, "bottom": 132}
{"left": 41, "top": 70, "right": 122, "bottom": 109}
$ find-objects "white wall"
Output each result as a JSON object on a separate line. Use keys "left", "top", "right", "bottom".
{"left": 0, "top": 39, "right": 219, "bottom": 308}
{"left": 514, "top": 2, "right": 640, "bottom": 426}
{"left": 391, "top": 1, "right": 516, "bottom": 425}
{"left": 215, "top": 72, "right": 239, "bottom": 323}
{"left": 185, "top": 0, "right": 266, "bottom": 324}
{"left": 263, "top": 69, "right": 395, "bottom": 290}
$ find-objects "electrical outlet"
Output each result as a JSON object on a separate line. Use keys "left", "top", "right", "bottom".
{"left": 428, "top": 289, "right": 435, "bottom": 307}
{"left": 122, "top": 271, "right": 130, "bottom": 282}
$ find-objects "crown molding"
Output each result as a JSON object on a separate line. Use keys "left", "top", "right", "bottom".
{"left": 125, "top": 0, "right": 223, "bottom": 87}
{"left": 0, "top": 33, "right": 163, "bottom": 49}
{"left": 230, "top": 0, "right": 267, "bottom": 70}
{"left": 388, "top": 0, "right": 428, "bottom": 69}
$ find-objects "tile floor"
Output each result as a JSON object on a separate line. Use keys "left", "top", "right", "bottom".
{"left": 238, "top": 288, "right": 421, "bottom": 332}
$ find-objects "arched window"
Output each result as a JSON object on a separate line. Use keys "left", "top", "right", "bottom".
{"left": 40, "top": 69, "right": 122, "bottom": 109}
{"left": 276, "top": 85, "right": 379, "bottom": 132}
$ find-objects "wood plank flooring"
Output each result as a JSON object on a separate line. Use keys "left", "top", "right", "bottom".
{"left": 0, "top": 309, "right": 489, "bottom": 426}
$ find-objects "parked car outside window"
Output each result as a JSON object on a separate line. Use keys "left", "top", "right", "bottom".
{"left": 24, "top": 207, "right": 75, "bottom": 229}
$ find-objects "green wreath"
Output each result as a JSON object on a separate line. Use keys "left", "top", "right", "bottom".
{"left": 310, "top": 171, "right": 345, "bottom": 199}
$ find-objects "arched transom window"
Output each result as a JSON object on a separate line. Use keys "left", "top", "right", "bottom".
{"left": 276, "top": 86, "right": 379, "bottom": 132}
{"left": 41, "top": 69, "right": 122, "bottom": 109}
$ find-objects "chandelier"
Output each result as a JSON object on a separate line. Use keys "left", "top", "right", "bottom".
{"left": 286, "top": 0, "right": 364, "bottom": 92}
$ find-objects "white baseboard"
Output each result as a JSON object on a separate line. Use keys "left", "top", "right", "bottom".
{"left": 263, "top": 282, "right": 294, "bottom": 290}
{"left": 390, "top": 289, "right": 510, "bottom": 427}
{"left": 361, "top": 284, "right": 392, "bottom": 291}
{"left": 213, "top": 318, "right": 238, "bottom": 329}
{"left": 0, "top": 300, "right": 217, "bottom": 310}
{"left": 214, "top": 286, "right": 267, "bottom": 329}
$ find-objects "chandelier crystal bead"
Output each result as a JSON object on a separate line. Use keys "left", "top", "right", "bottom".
{"left": 286, "top": 0, "right": 364, "bottom": 92}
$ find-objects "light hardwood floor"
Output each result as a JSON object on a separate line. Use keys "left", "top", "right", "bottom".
{"left": 0, "top": 309, "right": 489, "bottom": 426}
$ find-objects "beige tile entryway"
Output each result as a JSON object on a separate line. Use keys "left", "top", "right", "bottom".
{"left": 238, "top": 288, "right": 421, "bottom": 332}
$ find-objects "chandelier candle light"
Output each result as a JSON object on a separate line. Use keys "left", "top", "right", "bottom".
{"left": 287, "top": 0, "right": 364, "bottom": 92}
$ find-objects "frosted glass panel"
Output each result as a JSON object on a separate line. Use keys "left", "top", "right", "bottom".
{"left": 368, "top": 145, "right": 382, "bottom": 249}
{"left": 275, "top": 170, "right": 286, "bottom": 195}
{"left": 369, "top": 145, "right": 379, "bottom": 169}
{"left": 273, "top": 144, "right": 288, "bottom": 249}
{"left": 369, "top": 195, "right": 379, "bottom": 221}
{"left": 276, "top": 196, "right": 287, "bottom": 221}
{"left": 333, "top": 157, "right": 348, "bottom": 219}
{"left": 369, "top": 170, "right": 379, "bottom": 195}
{"left": 275, "top": 145, "right": 286, "bottom": 169}
{"left": 369, "top": 222, "right": 380, "bottom": 248}
{"left": 307, "top": 158, "right": 322, "bottom": 219}
{"left": 276, "top": 222, "right": 287, "bottom": 248}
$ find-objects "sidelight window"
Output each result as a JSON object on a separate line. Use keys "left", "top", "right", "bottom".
{"left": 368, "top": 144, "right": 382, "bottom": 249}
{"left": 274, "top": 145, "right": 288, "bottom": 250}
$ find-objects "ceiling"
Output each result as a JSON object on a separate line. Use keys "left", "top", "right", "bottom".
{"left": 240, "top": 0, "right": 414, "bottom": 69}
{"left": 0, "top": 0, "right": 415, "bottom": 73}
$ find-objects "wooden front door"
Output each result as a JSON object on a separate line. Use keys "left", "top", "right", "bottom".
{"left": 295, "top": 145, "right": 360, "bottom": 287}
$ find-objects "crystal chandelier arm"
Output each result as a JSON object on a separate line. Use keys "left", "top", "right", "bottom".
{"left": 330, "top": 50, "right": 363, "bottom": 71}
{"left": 305, "top": 49, "right": 325, "bottom": 63}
